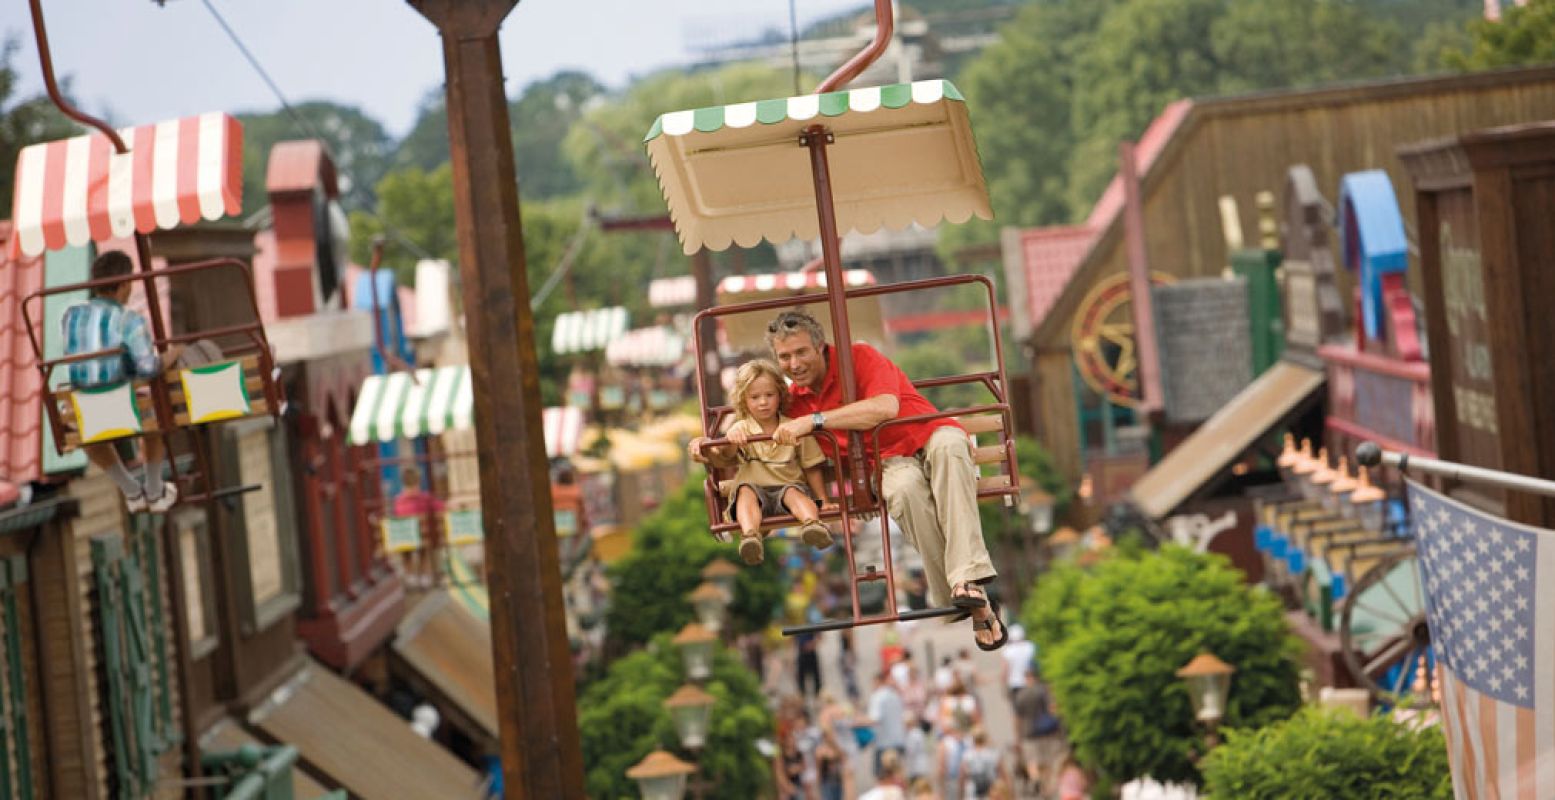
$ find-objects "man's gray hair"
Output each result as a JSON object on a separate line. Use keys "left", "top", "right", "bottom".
{"left": 764, "top": 308, "right": 828, "bottom": 352}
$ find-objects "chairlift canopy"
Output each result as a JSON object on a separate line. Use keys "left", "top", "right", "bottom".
{"left": 9, "top": 112, "right": 243, "bottom": 259}
{"left": 645, "top": 80, "right": 991, "bottom": 255}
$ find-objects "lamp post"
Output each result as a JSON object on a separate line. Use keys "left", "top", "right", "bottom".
{"left": 665, "top": 683, "right": 717, "bottom": 800}
{"left": 1021, "top": 486, "right": 1055, "bottom": 535}
{"left": 688, "top": 581, "right": 730, "bottom": 635}
{"left": 700, "top": 559, "right": 739, "bottom": 599}
{"left": 626, "top": 750, "right": 696, "bottom": 800}
{"left": 665, "top": 684, "right": 716, "bottom": 750}
{"left": 672, "top": 622, "right": 717, "bottom": 681}
{"left": 1177, "top": 652, "right": 1235, "bottom": 749}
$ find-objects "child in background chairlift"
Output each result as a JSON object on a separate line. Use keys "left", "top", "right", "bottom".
{"left": 689, "top": 359, "right": 833, "bottom": 565}
{"left": 61, "top": 250, "right": 185, "bottom": 513}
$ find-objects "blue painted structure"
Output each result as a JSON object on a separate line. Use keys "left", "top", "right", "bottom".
{"left": 1337, "top": 171, "right": 1409, "bottom": 342}
{"left": 351, "top": 270, "right": 421, "bottom": 495}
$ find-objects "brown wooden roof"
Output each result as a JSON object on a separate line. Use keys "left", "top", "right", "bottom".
{"left": 249, "top": 659, "right": 484, "bottom": 799}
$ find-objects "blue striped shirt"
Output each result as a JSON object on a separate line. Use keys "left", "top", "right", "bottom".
{"left": 61, "top": 296, "right": 160, "bottom": 388}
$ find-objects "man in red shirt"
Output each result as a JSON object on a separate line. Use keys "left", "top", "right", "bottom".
{"left": 765, "top": 309, "right": 1005, "bottom": 651}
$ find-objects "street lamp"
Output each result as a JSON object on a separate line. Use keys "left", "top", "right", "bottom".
{"left": 664, "top": 683, "right": 716, "bottom": 750}
{"left": 700, "top": 559, "right": 739, "bottom": 598}
{"left": 626, "top": 750, "right": 696, "bottom": 800}
{"left": 1327, "top": 456, "right": 1357, "bottom": 515}
{"left": 1177, "top": 652, "right": 1236, "bottom": 728}
{"left": 672, "top": 622, "right": 717, "bottom": 681}
{"left": 687, "top": 581, "right": 730, "bottom": 635}
{"left": 1297, "top": 447, "right": 1330, "bottom": 501}
{"left": 1020, "top": 486, "right": 1055, "bottom": 535}
{"left": 1345, "top": 467, "right": 1387, "bottom": 532}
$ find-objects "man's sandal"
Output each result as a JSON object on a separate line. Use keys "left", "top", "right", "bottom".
{"left": 799, "top": 519, "right": 834, "bottom": 550}
{"left": 973, "top": 598, "right": 1009, "bottom": 653}
{"left": 739, "top": 530, "right": 765, "bottom": 565}
{"left": 951, "top": 581, "right": 989, "bottom": 611}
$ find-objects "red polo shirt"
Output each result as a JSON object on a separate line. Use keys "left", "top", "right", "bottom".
{"left": 787, "top": 342, "right": 960, "bottom": 462}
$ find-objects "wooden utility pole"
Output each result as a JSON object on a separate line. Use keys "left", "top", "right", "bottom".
{"left": 406, "top": 2, "right": 584, "bottom": 796}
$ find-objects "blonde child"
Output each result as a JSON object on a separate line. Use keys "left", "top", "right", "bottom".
{"left": 690, "top": 359, "right": 832, "bottom": 565}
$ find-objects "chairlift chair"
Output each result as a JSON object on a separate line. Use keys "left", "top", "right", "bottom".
{"left": 644, "top": 0, "right": 1020, "bottom": 635}
{"left": 9, "top": 59, "right": 278, "bottom": 509}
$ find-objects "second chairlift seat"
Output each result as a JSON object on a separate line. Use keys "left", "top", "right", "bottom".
{"left": 646, "top": 74, "right": 1020, "bottom": 633}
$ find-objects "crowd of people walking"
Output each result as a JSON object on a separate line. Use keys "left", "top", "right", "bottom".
{"left": 763, "top": 562, "right": 1083, "bottom": 800}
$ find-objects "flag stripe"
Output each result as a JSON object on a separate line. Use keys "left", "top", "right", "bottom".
{"left": 1483, "top": 691, "right": 1504, "bottom": 799}
{"left": 1517, "top": 706, "right": 1535, "bottom": 800}
{"left": 1459, "top": 667, "right": 1483, "bottom": 797}
{"left": 1538, "top": 531, "right": 1555, "bottom": 799}
{"left": 1443, "top": 670, "right": 1468, "bottom": 800}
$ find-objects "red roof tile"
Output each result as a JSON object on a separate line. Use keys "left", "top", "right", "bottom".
{"left": 0, "top": 221, "right": 44, "bottom": 486}
{"left": 1016, "top": 225, "right": 1096, "bottom": 331}
{"left": 1012, "top": 100, "right": 1193, "bottom": 335}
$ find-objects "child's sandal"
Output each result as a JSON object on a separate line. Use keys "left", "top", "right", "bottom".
{"left": 799, "top": 519, "right": 834, "bottom": 550}
{"left": 739, "top": 530, "right": 765, "bottom": 565}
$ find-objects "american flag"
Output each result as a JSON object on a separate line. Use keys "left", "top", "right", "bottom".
{"left": 1410, "top": 478, "right": 1555, "bottom": 799}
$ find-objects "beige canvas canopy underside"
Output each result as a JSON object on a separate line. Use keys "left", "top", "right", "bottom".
{"left": 646, "top": 81, "right": 992, "bottom": 255}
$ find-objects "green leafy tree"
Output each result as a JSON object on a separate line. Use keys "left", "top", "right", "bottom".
{"left": 563, "top": 62, "right": 806, "bottom": 214}
{"left": 1033, "top": 546, "right": 1302, "bottom": 786}
{"left": 1433, "top": 0, "right": 1555, "bottom": 70}
{"left": 605, "top": 479, "right": 786, "bottom": 653}
{"left": 1210, "top": 0, "right": 1408, "bottom": 94}
{"left": 958, "top": 0, "right": 1118, "bottom": 230}
{"left": 1201, "top": 706, "right": 1453, "bottom": 799}
{"left": 346, "top": 164, "right": 458, "bottom": 284}
{"left": 579, "top": 633, "right": 774, "bottom": 800}
{"left": 236, "top": 101, "right": 394, "bottom": 216}
{"left": 0, "top": 36, "right": 79, "bottom": 219}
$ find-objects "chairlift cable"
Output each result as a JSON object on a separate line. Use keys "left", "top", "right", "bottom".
{"left": 198, "top": 0, "right": 435, "bottom": 264}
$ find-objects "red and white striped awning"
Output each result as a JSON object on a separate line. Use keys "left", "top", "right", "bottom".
{"left": 543, "top": 406, "right": 585, "bottom": 459}
{"left": 648, "top": 276, "right": 697, "bottom": 308}
{"left": 605, "top": 326, "right": 687, "bottom": 368}
{"left": 718, "top": 269, "right": 876, "bottom": 296}
{"left": 9, "top": 112, "right": 243, "bottom": 258}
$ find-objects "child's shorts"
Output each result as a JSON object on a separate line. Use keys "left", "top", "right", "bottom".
{"left": 724, "top": 483, "right": 815, "bottom": 520}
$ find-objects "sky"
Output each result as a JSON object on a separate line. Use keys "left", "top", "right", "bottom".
{"left": 2, "top": 0, "right": 868, "bottom": 137}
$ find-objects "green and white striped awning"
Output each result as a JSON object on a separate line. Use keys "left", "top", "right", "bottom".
{"left": 349, "top": 366, "right": 472, "bottom": 445}
{"left": 645, "top": 79, "right": 992, "bottom": 255}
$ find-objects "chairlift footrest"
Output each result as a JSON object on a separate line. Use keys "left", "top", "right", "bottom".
{"left": 781, "top": 604, "right": 963, "bottom": 636}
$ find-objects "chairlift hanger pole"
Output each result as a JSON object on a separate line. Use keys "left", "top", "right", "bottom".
{"left": 801, "top": 0, "right": 894, "bottom": 504}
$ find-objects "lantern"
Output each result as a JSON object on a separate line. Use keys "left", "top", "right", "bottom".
{"left": 1326, "top": 457, "right": 1357, "bottom": 515}
{"left": 626, "top": 750, "right": 696, "bottom": 800}
{"left": 1297, "top": 446, "right": 1328, "bottom": 501}
{"left": 1347, "top": 467, "right": 1386, "bottom": 532}
{"left": 664, "top": 683, "right": 716, "bottom": 751}
{"left": 1021, "top": 486, "right": 1056, "bottom": 535}
{"left": 672, "top": 622, "right": 717, "bottom": 681}
{"left": 1275, "top": 433, "right": 1301, "bottom": 479}
{"left": 687, "top": 581, "right": 730, "bottom": 635}
{"left": 1177, "top": 652, "right": 1235, "bottom": 726}
{"left": 700, "top": 559, "right": 739, "bottom": 598}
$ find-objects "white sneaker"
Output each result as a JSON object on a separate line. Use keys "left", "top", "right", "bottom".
{"left": 125, "top": 492, "right": 148, "bottom": 514}
{"left": 146, "top": 484, "right": 179, "bottom": 514}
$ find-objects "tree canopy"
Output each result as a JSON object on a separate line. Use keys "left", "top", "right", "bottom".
{"left": 1430, "top": 0, "right": 1555, "bottom": 71}
{"left": 604, "top": 478, "right": 787, "bottom": 654}
{"left": 1026, "top": 546, "right": 1303, "bottom": 786}
{"left": 579, "top": 632, "right": 773, "bottom": 800}
{"left": 0, "top": 36, "right": 79, "bottom": 220}
{"left": 1201, "top": 706, "right": 1453, "bottom": 799}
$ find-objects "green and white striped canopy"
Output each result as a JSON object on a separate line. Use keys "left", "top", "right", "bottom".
{"left": 349, "top": 366, "right": 472, "bottom": 445}
{"left": 645, "top": 79, "right": 991, "bottom": 255}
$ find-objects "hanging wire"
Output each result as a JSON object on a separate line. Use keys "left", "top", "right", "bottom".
{"left": 198, "top": 0, "right": 434, "bottom": 262}
{"left": 789, "top": 0, "right": 802, "bottom": 95}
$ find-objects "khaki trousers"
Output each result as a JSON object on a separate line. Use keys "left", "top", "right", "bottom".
{"left": 880, "top": 426, "right": 997, "bottom": 608}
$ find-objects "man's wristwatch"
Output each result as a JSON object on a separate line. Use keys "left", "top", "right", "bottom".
{"left": 811, "top": 412, "right": 826, "bottom": 431}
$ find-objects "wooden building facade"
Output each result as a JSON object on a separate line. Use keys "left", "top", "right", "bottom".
{"left": 1004, "top": 65, "right": 1555, "bottom": 484}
